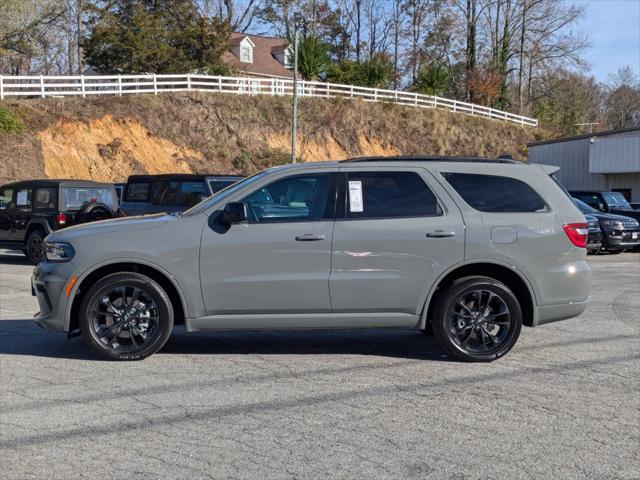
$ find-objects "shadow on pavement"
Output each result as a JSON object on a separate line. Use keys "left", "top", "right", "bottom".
{"left": 0, "top": 252, "right": 31, "bottom": 266}
{"left": 0, "top": 319, "right": 448, "bottom": 361}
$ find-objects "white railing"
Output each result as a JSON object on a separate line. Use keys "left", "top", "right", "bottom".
{"left": 0, "top": 74, "right": 538, "bottom": 127}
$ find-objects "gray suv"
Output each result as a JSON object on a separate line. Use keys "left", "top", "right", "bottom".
{"left": 32, "top": 157, "right": 591, "bottom": 362}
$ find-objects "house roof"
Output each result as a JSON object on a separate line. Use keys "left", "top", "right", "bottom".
{"left": 527, "top": 126, "right": 640, "bottom": 147}
{"left": 224, "top": 32, "right": 293, "bottom": 79}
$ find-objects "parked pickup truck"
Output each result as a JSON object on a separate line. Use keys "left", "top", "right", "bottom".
{"left": 570, "top": 190, "right": 640, "bottom": 222}
{"left": 120, "top": 174, "right": 243, "bottom": 216}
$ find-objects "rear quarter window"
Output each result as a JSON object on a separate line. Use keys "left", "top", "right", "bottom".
{"left": 125, "top": 182, "right": 150, "bottom": 202}
{"left": 442, "top": 173, "right": 548, "bottom": 213}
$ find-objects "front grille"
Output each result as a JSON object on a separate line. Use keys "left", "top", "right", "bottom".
{"left": 622, "top": 221, "right": 639, "bottom": 229}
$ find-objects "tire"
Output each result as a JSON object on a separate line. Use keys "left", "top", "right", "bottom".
{"left": 432, "top": 276, "right": 522, "bottom": 362}
{"left": 25, "top": 229, "right": 45, "bottom": 264}
{"left": 77, "top": 202, "right": 114, "bottom": 224}
{"left": 79, "top": 272, "right": 174, "bottom": 360}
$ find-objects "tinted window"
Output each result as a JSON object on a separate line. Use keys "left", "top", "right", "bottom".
{"left": 63, "top": 187, "right": 117, "bottom": 210}
{"left": 180, "top": 181, "right": 207, "bottom": 206}
{"left": 345, "top": 171, "right": 439, "bottom": 219}
{"left": 208, "top": 179, "right": 238, "bottom": 194}
{"left": 443, "top": 173, "right": 548, "bottom": 213}
{"left": 15, "top": 188, "right": 32, "bottom": 211}
{"left": 34, "top": 188, "right": 57, "bottom": 210}
{"left": 0, "top": 188, "right": 13, "bottom": 210}
{"left": 573, "top": 193, "right": 602, "bottom": 209}
{"left": 125, "top": 182, "right": 150, "bottom": 202}
{"left": 573, "top": 198, "right": 599, "bottom": 215}
{"left": 242, "top": 173, "right": 335, "bottom": 223}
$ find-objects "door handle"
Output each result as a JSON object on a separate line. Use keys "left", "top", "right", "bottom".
{"left": 295, "top": 234, "right": 325, "bottom": 241}
{"left": 426, "top": 231, "right": 455, "bottom": 238}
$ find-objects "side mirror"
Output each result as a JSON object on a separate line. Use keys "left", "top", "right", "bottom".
{"left": 221, "top": 202, "right": 247, "bottom": 225}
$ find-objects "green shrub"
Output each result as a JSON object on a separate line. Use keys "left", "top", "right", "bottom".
{"left": 0, "top": 107, "right": 25, "bottom": 134}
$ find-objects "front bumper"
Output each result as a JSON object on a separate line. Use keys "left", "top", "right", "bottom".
{"left": 587, "top": 229, "right": 602, "bottom": 250}
{"left": 32, "top": 261, "right": 77, "bottom": 332}
{"left": 604, "top": 229, "right": 640, "bottom": 250}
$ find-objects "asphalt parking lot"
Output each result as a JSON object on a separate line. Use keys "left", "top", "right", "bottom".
{"left": 0, "top": 250, "right": 638, "bottom": 479}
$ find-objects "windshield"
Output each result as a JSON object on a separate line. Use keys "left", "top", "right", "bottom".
{"left": 183, "top": 171, "right": 269, "bottom": 216}
{"left": 63, "top": 187, "right": 117, "bottom": 210}
{"left": 602, "top": 192, "right": 632, "bottom": 209}
{"left": 573, "top": 198, "right": 599, "bottom": 214}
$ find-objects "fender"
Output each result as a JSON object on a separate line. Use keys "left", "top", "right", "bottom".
{"left": 62, "top": 257, "right": 191, "bottom": 332}
{"left": 26, "top": 219, "right": 53, "bottom": 237}
{"left": 417, "top": 259, "right": 539, "bottom": 329}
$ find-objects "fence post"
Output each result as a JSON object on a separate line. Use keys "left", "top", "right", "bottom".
{"left": 40, "top": 75, "right": 45, "bottom": 98}
{"left": 326, "top": 82, "right": 329, "bottom": 98}
{"left": 271, "top": 78, "right": 275, "bottom": 96}
{"left": 153, "top": 74, "right": 158, "bottom": 95}
{"left": 187, "top": 74, "right": 191, "bottom": 92}
{"left": 218, "top": 76, "right": 222, "bottom": 91}
{"left": 0, "top": 75, "right": 3, "bottom": 100}
{"left": 414, "top": 92, "right": 418, "bottom": 107}
{"left": 350, "top": 85, "right": 353, "bottom": 98}
{"left": 118, "top": 75, "right": 122, "bottom": 96}
{"left": 374, "top": 89, "right": 378, "bottom": 102}
{"left": 453, "top": 100, "right": 457, "bottom": 112}
{"left": 471, "top": 104, "right": 474, "bottom": 116}
{"left": 80, "top": 75, "right": 86, "bottom": 98}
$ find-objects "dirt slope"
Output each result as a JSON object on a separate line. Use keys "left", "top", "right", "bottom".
{"left": 0, "top": 93, "right": 546, "bottom": 183}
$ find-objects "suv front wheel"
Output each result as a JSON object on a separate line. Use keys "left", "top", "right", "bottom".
{"left": 432, "top": 276, "right": 522, "bottom": 362}
{"left": 79, "top": 272, "right": 174, "bottom": 360}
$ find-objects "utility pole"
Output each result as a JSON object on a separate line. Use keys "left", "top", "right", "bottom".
{"left": 291, "top": 16, "right": 300, "bottom": 164}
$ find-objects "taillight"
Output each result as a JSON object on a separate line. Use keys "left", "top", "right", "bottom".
{"left": 56, "top": 214, "right": 69, "bottom": 226}
{"left": 563, "top": 223, "right": 588, "bottom": 248}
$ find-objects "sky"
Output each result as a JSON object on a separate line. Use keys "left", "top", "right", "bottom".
{"left": 577, "top": 0, "right": 640, "bottom": 81}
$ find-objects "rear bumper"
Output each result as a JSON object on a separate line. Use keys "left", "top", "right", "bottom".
{"left": 533, "top": 297, "right": 590, "bottom": 326}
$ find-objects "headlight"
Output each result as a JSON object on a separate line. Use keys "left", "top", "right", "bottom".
{"left": 600, "top": 220, "right": 623, "bottom": 229}
{"left": 45, "top": 242, "right": 75, "bottom": 262}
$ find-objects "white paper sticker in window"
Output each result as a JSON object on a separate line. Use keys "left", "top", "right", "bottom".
{"left": 348, "top": 181, "right": 364, "bottom": 212}
{"left": 16, "top": 190, "right": 28, "bottom": 206}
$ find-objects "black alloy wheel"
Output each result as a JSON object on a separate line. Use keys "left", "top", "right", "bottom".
{"left": 80, "top": 273, "right": 174, "bottom": 360}
{"left": 26, "top": 230, "right": 45, "bottom": 264}
{"left": 433, "top": 276, "right": 522, "bottom": 362}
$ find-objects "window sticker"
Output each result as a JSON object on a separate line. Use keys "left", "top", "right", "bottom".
{"left": 16, "top": 190, "right": 29, "bottom": 206}
{"left": 348, "top": 181, "right": 364, "bottom": 212}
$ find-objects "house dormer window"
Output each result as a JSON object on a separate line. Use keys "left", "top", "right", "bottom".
{"left": 240, "top": 44, "right": 253, "bottom": 63}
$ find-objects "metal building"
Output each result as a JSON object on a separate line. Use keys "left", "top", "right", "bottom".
{"left": 528, "top": 126, "right": 640, "bottom": 202}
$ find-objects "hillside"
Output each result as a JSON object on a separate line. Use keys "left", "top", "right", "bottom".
{"left": 0, "top": 93, "right": 547, "bottom": 184}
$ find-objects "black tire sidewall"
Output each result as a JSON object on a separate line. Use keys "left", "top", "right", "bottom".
{"left": 433, "top": 276, "right": 523, "bottom": 362}
{"left": 26, "top": 230, "right": 45, "bottom": 264}
{"left": 79, "top": 273, "right": 174, "bottom": 360}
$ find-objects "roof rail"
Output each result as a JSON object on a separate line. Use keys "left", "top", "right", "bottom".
{"left": 342, "top": 155, "right": 521, "bottom": 164}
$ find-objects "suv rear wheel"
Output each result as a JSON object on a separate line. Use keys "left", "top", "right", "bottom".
{"left": 79, "top": 272, "right": 174, "bottom": 360}
{"left": 432, "top": 276, "right": 522, "bottom": 362}
{"left": 25, "top": 229, "right": 45, "bottom": 264}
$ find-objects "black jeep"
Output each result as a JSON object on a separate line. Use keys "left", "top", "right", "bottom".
{"left": 0, "top": 179, "right": 120, "bottom": 264}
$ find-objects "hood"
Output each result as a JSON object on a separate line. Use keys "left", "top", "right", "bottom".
{"left": 609, "top": 207, "right": 640, "bottom": 220}
{"left": 48, "top": 213, "right": 172, "bottom": 242}
{"left": 588, "top": 211, "right": 640, "bottom": 224}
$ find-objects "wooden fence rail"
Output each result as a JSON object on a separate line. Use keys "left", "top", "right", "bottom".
{"left": 0, "top": 74, "right": 538, "bottom": 127}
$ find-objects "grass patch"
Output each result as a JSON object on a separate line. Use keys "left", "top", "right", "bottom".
{"left": 0, "top": 107, "right": 25, "bottom": 134}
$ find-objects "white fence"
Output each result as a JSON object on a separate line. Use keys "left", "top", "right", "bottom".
{"left": 0, "top": 74, "right": 538, "bottom": 127}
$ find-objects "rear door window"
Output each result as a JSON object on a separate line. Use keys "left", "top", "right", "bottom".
{"left": 344, "top": 171, "right": 440, "bottom": 219}
{"left": 442, "top": 173, "right": 548, "bottom": 213}
{"left": 34, "top": 188, "right": 57, "bottom": 210}
{"left": 125, "top": 182, "right": 150, "bottom": 202}
{"left": 151, "top": 181, "right": 207, "bottom": 206}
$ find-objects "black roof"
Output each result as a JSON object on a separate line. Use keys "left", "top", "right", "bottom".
{"left": 527, "top": 126, "right": 640, "bottom": 147}
{"left": 2, "top": 179, "right": 116, "bottom": 188}
{"left": 127, "top": 173, "right": 244, "bottom": 182}
{"left": 343, "top": 155, "right": 521, "bottom": 164}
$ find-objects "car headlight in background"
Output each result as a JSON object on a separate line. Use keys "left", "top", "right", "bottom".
{"left": 600, "top": 220, "right": 623, "bottom": 229}
{"left": 45, "top": 242, "right": 75, "bottom": 262}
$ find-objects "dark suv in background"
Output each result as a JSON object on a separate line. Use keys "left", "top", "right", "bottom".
{"left": 573, "top": 198, "right": 639, "bottom": 253}
{"left": 120, "top": 174, "right": 243, "bottom": 216}
{"left": 571, "top": 190, "right": 640, "bottom": 221}
{"left": 0, "top": 179, "right": 120, "bottom": 263}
